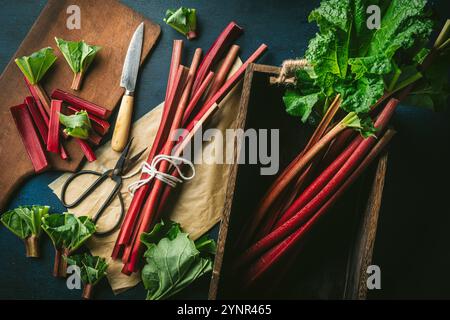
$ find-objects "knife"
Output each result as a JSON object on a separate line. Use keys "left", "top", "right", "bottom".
{"left": 112, "top": 22, "right": 144, "bottom": 152}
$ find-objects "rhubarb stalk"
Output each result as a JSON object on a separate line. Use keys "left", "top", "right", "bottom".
{"left": 205, "top": 45, "right": 240, "bottom": 101}
{"left": 51, "top": 89, "right": 111, "bottom": 119}
{"left": 47, "top": 100, "right": 62, "bottom": 153}
{"left": 10, "top": 104, "right": 48, "bottom": 172}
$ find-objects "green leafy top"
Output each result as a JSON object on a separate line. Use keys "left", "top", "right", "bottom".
{"left": 284, "top": 0, "right": 435, "bottom": 124}
{"left": 15, "top": 47, "right": 57, "bottom": 85}
{"left": 164, "top": 7, "right": 197, "bottom": 39}
{"left": 59, "top": 110, "right": 92, "bottom": 139}
{"left": 55, "top": 38, "right": 101, "bottom": 74}
{"left": 141, "top": 220, "right": 216, "bottom": 300}
{"left": 66, "top": 253, "right": 108, "bottom": 285}
{"left": 1, "top": 206, "right": 49, "bottom": 239}
{"left": 42, "top": 213, "right": 96, "bottom": 253}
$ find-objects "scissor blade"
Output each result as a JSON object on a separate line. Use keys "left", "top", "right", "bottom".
{"left": 114, "top": 138, "right": 134, "bottom": 173}
{"left": 123, "top": 148, "right": 147, "bottom": 174}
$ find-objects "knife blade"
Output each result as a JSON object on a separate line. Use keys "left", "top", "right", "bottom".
{"left": 112, "top": 22, "right": 145, "bottom": 152}
{"left": 120, "top": 22, "right": 144, "bottom": 93}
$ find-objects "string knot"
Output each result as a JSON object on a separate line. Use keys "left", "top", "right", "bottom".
{"left": 127, "top": 155, "right": 195, "bottom": 195}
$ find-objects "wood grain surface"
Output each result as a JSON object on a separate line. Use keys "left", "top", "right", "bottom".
{"left": 0, "top": 0, "right": 160, "bottom": 210}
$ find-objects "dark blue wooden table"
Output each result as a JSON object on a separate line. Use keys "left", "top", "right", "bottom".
{"left": 0, "top": 0, "right": 449, "bottom": 299}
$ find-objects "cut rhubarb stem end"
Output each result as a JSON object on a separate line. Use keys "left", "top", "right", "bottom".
{"left": 82, "top": 284, "right": 94, "bottom": 300}
{"left": 24, "top": 235, "right": 39, "bottom": 258}
{"left": 53, "top": 249, "right": 62, "bottom": 277}
{"left": 187, "top": 31, "right": 197, "bottom": 40}
{"left": 71, "top": 72, "right": 83, "bottom": 91}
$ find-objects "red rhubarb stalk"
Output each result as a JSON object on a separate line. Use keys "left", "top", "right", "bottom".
{"left": 205, "top": 44, "right": 240, "bottom": 101}
{"left": 237, "top": 99, "right": 399, "bottom": 267}
{"left": 182, "top": 71, "right": 215, "bottom": 125}
{"left": 25, "top": 96, "right": 68, "bottom": 160}
{"left": 66, "top": 106, "right": 110, "bottom": 135}
{"left": 25, "top": 97, "right": 48, "bottom": 143}
{"left": 88, "top": 131, "right": 102, "bottom": 146}
{"left": 47, "top": 100, "right": 62, "bottom": 153}
{"left": 243, "top": 128, "right": 396, "bottom": 288}
{"left": 24, "top": 77, "right": 49, "bottom": 122}
{"left": 75, "top": 139, "right": 96, "bottom": 162}
{"left": 166, "top": 40, "right": 184, "bottom": 102}
{"left": 191, "top": 22, "right": 243, "bottom": 95}
{"left": 10, "top": 104, "right": 48, "bottom": 173}
{"left": 51, "top": 89, "right": 111, "bottom": 119}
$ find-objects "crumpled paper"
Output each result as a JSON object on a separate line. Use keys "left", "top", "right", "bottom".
{"left": 48, "top": 59, "right": 243, "bottom": 294}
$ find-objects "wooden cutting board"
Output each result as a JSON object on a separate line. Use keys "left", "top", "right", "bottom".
{"left": 0, "top": 0, "right": 160, "bottom": 210}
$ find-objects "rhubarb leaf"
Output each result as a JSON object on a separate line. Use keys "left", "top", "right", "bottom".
{"left": 338, "top": 75, "right": 385, "bottom": 113}
{"left": 283, "top": 90, "right": 323, "bottom": 123}
{"left": 15, "top": 47, "right": 57, "bottom": 85}
{"left": 283, "top": 0, "right": 434, "bottom": 124}
{"left": 348, "top": 55, "right": 392, "bottom": 80}
{"left": 59, "top": 110, "right": 92, "bottom": 139}
{"left": 366, "top": 0, "right": 432, "bottom": 58}
{"left": 55, "top": 38, "right": 101, "bottom": 74}
{"left": 164, "top": 7, "right": 197, "bottom": 39}
{"left": 66, "top": 253, "right": 108, "bottom": 285}
{"left": 42, "top": 213, "right": 96, "bottom": 252}
{"left": 1, "top": 206, "right": 49, "bottom": 239}
{"left": 141, "top": 220, "right": 215, "bottom": 300}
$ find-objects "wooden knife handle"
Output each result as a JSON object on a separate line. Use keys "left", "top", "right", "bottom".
{"left": 112, "top": 94, "right": 134, "bottom": 152}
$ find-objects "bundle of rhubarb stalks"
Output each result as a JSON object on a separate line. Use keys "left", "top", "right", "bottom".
{"left": 234, "top": 0, "right": 449, "bottom": 292}
{"left": 112, "top": 21, "right": 267, "bottom": 274}
{"left": 11, "top": 47, "right": 110, "bottom": 172}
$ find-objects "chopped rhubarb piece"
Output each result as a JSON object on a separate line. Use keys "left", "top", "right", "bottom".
{"left": 51, "top": 89, "right": 111, "bottom": 119}
{"left": 75, "top": 139, "right": 96, "bottom": 162}
{"left": 47, "top": 100, "right": 62, "bottom": 153}
{"left": 24, "top": 97, "right": 48, "bottom": 143}
{"left": 10, "top": 104, "right": 48, "bottom": 173}
{"left": 88, "top": 131, "right": 102, "bottom": 146}
{"left": 24, "top": 77, "right": 49, "bottom": 123}
{"left": 66, "top": 106, "right": 110, "bottom": 135}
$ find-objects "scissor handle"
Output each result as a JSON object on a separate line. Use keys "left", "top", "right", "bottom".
{"left": 61, "top": 170, "right": 125, "bottom": 237}
{"left": 61, "top": 170, "right": 112, "bottom": 208}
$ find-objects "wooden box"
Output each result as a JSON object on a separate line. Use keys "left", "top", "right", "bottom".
{"left": 208, "top": 64, "right": 388, "bottom": 300}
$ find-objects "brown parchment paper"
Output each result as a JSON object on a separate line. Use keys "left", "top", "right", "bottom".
{"left": 48, "top": 59, "right": 243, "bottom": 294}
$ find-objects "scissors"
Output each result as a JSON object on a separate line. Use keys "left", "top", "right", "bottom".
{"left": 61, "top": 138, "right": 146, "bottom": 236}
